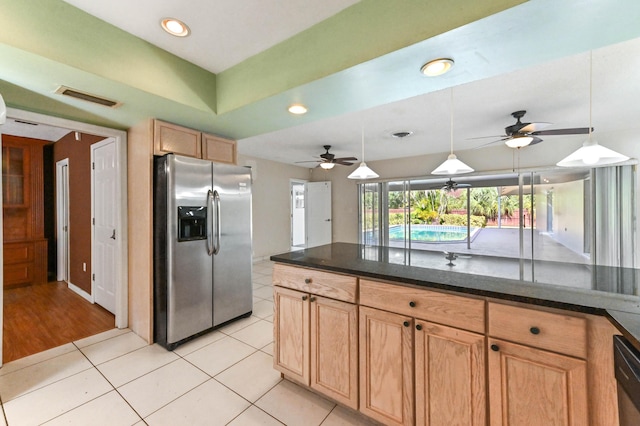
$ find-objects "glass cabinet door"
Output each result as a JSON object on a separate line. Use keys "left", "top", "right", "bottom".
{"left": 2, "top": 145, "right": 27, "bottom": 206}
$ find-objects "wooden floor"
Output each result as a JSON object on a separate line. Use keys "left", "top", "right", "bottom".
{"left": 3, "top": 281, "right": 115, "bottom": 364}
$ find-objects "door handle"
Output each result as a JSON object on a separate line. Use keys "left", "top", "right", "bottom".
{"left": 110, "top": 229, "right": 116, "bottom": 240}
{"left": 207, "top": 190, "right": 214, "bottom": 256}
{"left": 213, "top": 190, "right": 221, "bottom": 255}
{"left": 325, "top": 219, "right": 331, "bottom": 222}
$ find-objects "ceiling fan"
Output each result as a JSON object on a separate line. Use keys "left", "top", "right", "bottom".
{"left": 473, "top": 110, "right": 593, "bottom": 149}
{"left": 296, "top": 145, "right": 357, "bottom": 169}
{"left": 442, "top": 178, "right": 471, "bottom": 192}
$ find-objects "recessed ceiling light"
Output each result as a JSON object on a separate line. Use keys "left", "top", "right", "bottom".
{"left": 288, "top": 104, "right": 308, "bottom": 115}
{"left": 161, "top": 18, "right": 190, "bottom": 37}
{"left": 420, "top": 58, "right": 454, "bottom": 76}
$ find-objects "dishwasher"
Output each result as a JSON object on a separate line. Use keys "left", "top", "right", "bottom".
{"left": 614, "top": 335, "right": 640, "bottom": 426}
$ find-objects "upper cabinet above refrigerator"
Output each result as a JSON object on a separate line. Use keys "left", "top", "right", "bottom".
{"left": 153, "top": 119, "right": 237, "bottom": 165}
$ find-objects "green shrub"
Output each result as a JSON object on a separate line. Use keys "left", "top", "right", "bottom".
{"left": 439, "top": 213, "right": 486, "bottom": 228}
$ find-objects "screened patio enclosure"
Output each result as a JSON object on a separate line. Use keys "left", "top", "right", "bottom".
{"left": 358, "top": 165, "right": 635, "bottom": 272}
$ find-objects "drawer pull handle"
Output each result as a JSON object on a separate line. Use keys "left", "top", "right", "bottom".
{"left": 310, "top": 297, "right": 316, "bottom": 302}
{"left": 491, "top": 344, "right": 500, "bottom": 352}
{"left": 304, "top": 278, "right": 312, "bottom": 284}
{"left": 416, "top": 324, "right": 423, "bottom": 331}
{"left": 530, "top": 327, "right": 541, "bottom": 335}
{"left": 403, "top": 321, "right": 410, "bottom": 327}
{"left": 409, "top": 301, "right": 416, "bottom": 307}
{"left": 302, "top": 295, "right": 308, "bottom": 301}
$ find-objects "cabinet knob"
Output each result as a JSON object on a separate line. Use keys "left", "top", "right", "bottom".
{"left": 304, "top": 278, "right": 312, "bottom": 284}
{"left": 416, "top": 324, "right": 423, "bottom": 331}
{"left": 530, "top": 326, "right": 541, "bottom": 335}
{"left": 409, "top": 301, "right": 416, "bottom": 308}
{"left": 310, "top": 297, "right": 316, "bottom": 302}
{"left": 491, "top": 344, "right": 500, "bottom": 352}
{"left": 302, "top": 295, "right": 308, "bottom": 301}
{"left": 403, "top": 321, "right": 410, "bottom": 327}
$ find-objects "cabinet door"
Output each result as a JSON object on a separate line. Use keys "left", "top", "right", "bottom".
{"left": 415, "top": 321, "right": 486, "bottom": 426}
{"left": 273, "top": 286, "right": 310, "bottom": 385}
{"left": 359, "top": 306, "right": 413, "bottom": 426}
{"left": 488, "top": 338, "right": 588, "bottom": 426}
{"left": 202, "top": 133, "right": 237, "bottom": 164}
{"left": 310, "top": 296, "right": 358, "bottom": 409}
{"left": 153, "top": 120, "right": 202, "bottom": 157}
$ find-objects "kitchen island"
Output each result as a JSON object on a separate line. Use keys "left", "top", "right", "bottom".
{"left": 271, "top": 242, "right": 637, "bottom": 425}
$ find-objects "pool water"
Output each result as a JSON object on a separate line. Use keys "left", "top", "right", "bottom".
{"left": 388, "top": 225, "right": 477, "bottom": 242}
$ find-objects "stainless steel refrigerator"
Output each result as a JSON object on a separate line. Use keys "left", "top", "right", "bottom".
{"left": 154, "top": 154, "right": 252, "bottom": 350}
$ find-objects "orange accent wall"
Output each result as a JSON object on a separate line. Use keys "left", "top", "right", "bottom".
{"left": 53, "top": 133, "right": 105, "bottom": 294}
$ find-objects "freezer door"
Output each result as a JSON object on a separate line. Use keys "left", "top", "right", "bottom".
{"left": 212, "top": 163, "right": 253, "bottom": 326}
{"left": 166, "top": 155, "right": 214, "bottom": 344}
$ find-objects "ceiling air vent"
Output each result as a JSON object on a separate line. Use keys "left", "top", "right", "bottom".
{"left": 55, "top": 86, "right": 121, "bottom": 108}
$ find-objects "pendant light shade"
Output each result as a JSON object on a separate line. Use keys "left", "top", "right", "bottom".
{"left": 348, "top": 128, "right": 379, "bottom": 179}
{"left": 557, "top": 52, "right": 628, "bottom": 168}
{"left": 556, "top": 138, "right": 628, "bottom": 167}
{"left": 432, "top": 89, "right": 473, "bottom": 175}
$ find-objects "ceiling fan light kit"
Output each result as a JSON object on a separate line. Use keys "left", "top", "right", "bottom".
{"left": 504, "top": 135, "right": 534, "bottom": 148}
{"left": 348, "top": 128, "right": 379, "bottom": 180}
{"left": 319, "top": 162, "right": 335, "bottom": 170}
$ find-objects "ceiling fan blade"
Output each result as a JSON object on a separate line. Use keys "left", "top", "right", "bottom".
{"left": 528, "top": 136, "right": 544, "bottom": 146}
{"left": 466, "top": 135, "right": 508, "bottom": 140}
{"left": 519, "top": 122, "right": 551, "bottom": 133}
{"left": 530, "top": 127, "right": 593, "bottom": 136}
{"left": 333, "top": 156, "right": 358, "bottom": 162}
{"left": 295, "top": 160, "right": 321, "bottom": 164}
{"left": 335, "top": 161, "right": 355, "bottom": 166}
{"left": 473, "top": 137, "right": 511, "bottom": 149}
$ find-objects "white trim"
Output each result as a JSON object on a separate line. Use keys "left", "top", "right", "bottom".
{"left": 68, "top": 282, "right": 93, "bottom": 303}
{"left": 56, "top": 158, "right": 70, "bottom": 282}
{"left": 2, "top": 107, "right": 128, "bottom": 343}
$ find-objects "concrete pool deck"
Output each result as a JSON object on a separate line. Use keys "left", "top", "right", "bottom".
{"left": 389, "top": 227, "right": 589, "bottom": 264}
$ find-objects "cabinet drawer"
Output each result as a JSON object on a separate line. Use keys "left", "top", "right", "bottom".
{"left": 273, "top": 264, "right": 357, "bottom": 303}
{"left": 360, "top": 279, "right": 485, "bottom": 334}
{"left": 4, "top": 242, "right": 34, "bottom": 264}
{"left": 488, "top": 302, "right": 587, "bottom": 359}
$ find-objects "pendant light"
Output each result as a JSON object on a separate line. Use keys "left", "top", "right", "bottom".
{"left": 0, "top": 93, "right": 6, "bottom": 125}
{"left": 348, "top": 127, "right": 379, "bottom": 179}
{"left": 557, "top": 52, "right": 628, "bottom": 168}
{"left": 432, "top": 89, "right": 473, "bottom": 175}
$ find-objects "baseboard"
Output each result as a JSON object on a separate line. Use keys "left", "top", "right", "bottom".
{"left": 68, "top": 282, "right": 94, "bottom": 303}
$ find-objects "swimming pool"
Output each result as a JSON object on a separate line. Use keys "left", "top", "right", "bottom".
{"left": 388, "top": 224, "right": 479, "bottom": 243}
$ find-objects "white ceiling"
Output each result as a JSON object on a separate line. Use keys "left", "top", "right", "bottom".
{"left": 12, "top": 2, "right": 640, "bottom": 168}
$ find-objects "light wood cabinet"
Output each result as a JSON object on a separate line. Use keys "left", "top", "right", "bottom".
{"left": 359, "top": 306, "right": 414, "bottom": 426}
{"left": 153, "top": 120, "right": 237, "bottom": 164}
{"left": 415, "top": 321, "right": 485, "bottom": 426}
{"left": 202, "top": 132, "right": 237, "bottom": 164}
{"left": 487, "top": 338, "right": 588, "bottom": 426}
{"left": 272, "top": 264, "right": 619, "bottom": 426}
{"left": 273, "top": 266, "right": 358, "bottom": 409}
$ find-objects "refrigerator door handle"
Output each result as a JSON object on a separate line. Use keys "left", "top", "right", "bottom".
{"left": 213, "top": 190, "right": 221, "bottom": 255}
{"left": 206, "top": 190, "right": 214, "bottom": 256}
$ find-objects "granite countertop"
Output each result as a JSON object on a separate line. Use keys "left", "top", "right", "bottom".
{"left": 271, "top": 242, "right": 640, "bottom": 350}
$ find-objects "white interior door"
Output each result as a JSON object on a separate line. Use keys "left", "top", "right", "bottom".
{"left": 305, "top": 181, "right": 332, "bottom": 248}
{"left": 56, "top": 159, "right": 70, "bottom": 282}
{"left": 92, "top": 138, "right": 118, "bottom": 314}
{"left": 291, "top": 180, "right": 306, "bottom": 247}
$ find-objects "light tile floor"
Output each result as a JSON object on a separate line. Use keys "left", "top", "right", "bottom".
{"left": 0, "top": 261, "right": 375, "bottom": 426}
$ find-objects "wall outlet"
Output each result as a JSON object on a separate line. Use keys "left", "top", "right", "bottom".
{"left": 83, "top": 262, "right": 87, "bottom": 272}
